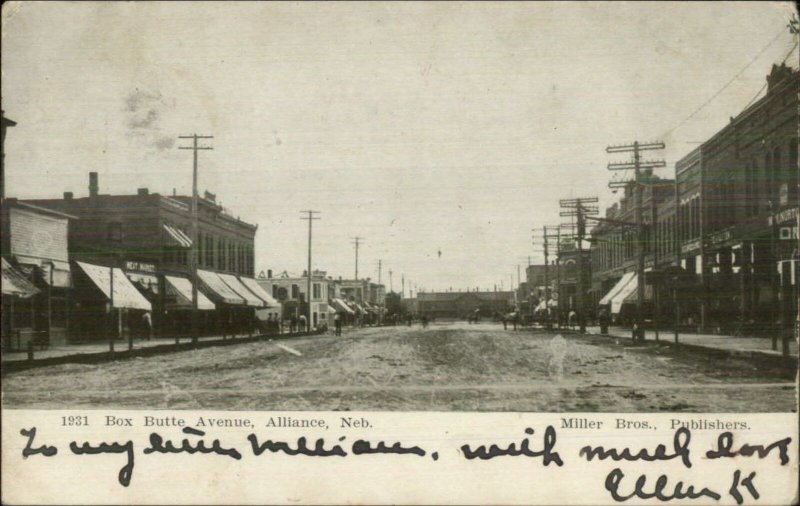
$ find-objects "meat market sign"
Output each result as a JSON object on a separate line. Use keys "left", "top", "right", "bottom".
{"left": 125, "top": 261, "right": 156, "bottom": 273}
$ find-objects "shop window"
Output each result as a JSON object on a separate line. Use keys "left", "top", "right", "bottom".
{"left": 291, "top": 284, "right": 299, "bottom": 299}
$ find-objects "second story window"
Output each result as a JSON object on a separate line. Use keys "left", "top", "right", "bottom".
{"left": 313, "top": 283, "right": 321, "bottom": 300}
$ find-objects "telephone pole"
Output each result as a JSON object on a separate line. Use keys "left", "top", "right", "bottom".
{"left": 533, "top": 226, "right": 560, "bottom": 329}
{"left": 389, "top": 269, "right": 393, "bottom": 292}
{"left": 352, "top": 237, "right": 364, "bottom": 280}
{"left": 377, "top": 259, "right": 382, "bottom": 285}
{"left": 560, "top": 197, "right": 599, "bottom": 333}
{"left": 178, "top": 134, "right": 213, "bottom": 344}
{"left": 607, "top": 141, "right": 665, "bottom": 340}
{"left": 301, "top": 211, "right": 320, "bottom": 330}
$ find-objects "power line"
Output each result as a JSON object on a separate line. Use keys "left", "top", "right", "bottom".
{"left": 741, "top": 40, "right": 799, "bottom": 111}
{"left": 661, "top": 25, "right": 788, "bottom": 139}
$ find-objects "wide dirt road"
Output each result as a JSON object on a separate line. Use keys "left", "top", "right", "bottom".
{"left": 2, "top": 322, "right": 796, "bottom": 411}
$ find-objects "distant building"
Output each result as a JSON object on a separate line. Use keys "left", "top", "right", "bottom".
{"left": 257, "top": 269, "right": 329, "bottom": 328}
{"left": 417, "top": 290, "right": 514, "bottom": 318}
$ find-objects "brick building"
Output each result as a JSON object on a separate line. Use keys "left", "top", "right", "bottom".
{"left": 23, "top": 172, "right": 273, "bottom": 340}
{"left": 673, "top": 63, "right": 799, "bottom": 335}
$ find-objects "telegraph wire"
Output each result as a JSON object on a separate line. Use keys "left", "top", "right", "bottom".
{"left": 660, "top": 25, "right": 789, "bottom": 139}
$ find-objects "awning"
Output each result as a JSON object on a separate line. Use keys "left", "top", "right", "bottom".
{"left": 42, "top": 260, "right": 71, "bottom": 288}
{"left": 197, "top": 269, "right": 245, "bottom": 305}
{"left": 331, "top": 298, "right": 355, "bottom": 315}
{"left": 598, "top": 272, "right": 635, "bottom": 306}
{"left": 126, "top": 272, "right": 159, "bottom": 294}
{"left": 163, "top": 224, "right": 192, "bottom": 248}
{"left": 76, "top": 261, "right": 151, "bottom": 310}
{"left": 16, "top": 256, "right": 71, "bottom": 288}
{"left": 165, "top": 275, "right": 215, "bottom": 310}
{"left": 611, "top": 274, "right": 639, "bottom": 314}
{"left": 623, "top": 282, "right": 653, "bottom": 305}
{"left": 2, "top": 258, "right": 40, "bottom": 298}
{"left": 217, "top": 273, "right": 264, "bottom": 307}
{"left": 239, "top": 277, "right": 281, "bottom": 307}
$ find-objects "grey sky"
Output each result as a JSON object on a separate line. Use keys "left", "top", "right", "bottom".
{"left": 2, "top": 1, "right": 797, "bottom": 291}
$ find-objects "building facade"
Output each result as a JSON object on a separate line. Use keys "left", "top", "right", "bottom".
{"left": 23, "top": 172, "right": 271, "bottom": 341}
{"left": 675, "top": 63, "right": 799, "bottom": 335}
{"left": 2, "top": 199, "right": 75, "bottom": 348}
{"left": 257, "top": 269, "right": 330, "bottom": 328}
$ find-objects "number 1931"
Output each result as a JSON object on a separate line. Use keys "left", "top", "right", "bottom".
{"left": 61, "top": 415, "right": 88, "bottom": 426}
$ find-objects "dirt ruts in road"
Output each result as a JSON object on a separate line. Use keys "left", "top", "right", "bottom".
{"left": 1, "top": 323, "right": 795, "bottom": 412}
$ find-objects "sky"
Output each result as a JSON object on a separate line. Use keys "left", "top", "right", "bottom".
{"left": 2, "top": 1, "right": 798, "bottom": 293}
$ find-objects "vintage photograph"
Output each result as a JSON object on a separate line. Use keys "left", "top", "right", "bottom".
{"left": 2, "top": 2, "right": 798, "bottom": 413}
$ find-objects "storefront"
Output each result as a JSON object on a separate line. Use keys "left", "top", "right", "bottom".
{"left": 71, "top": 261, "right": 152, "bottom": 342}
{"left": 1, "top": 201, "right": 75, "bottom": 347}
{"left": 1, "top": 257, "right": 41, "bottom": 350}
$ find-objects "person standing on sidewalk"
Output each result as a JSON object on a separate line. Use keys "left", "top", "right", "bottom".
{"left": 334, "top": 312, "right": 342, "bottom": 336}
{"left": 141, "top": 311, "right": 153, "bottom": 341}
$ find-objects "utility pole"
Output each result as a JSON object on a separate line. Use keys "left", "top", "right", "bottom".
{"left": 352, "top": 237, "right": 363, "bottom": 280}
{"left": 389, "top": 269, "right": 393, "bottom": 292}
{"left": 790, "top": 14, "right": 800, "bottom": 356}
{"left": 301, "top": 211, "right": 320, "bottom": 331}
{"left": 179, "top": 134, "right": 213, "bottom": 345}
{"left": 560, "top": 197, "right": 599, "bottom": 333}
{"left": 378, "top": 259, "right": 382, "bottom": 285}
{"left": 401, "top": 274, "right": 405, "bottom": 298}
{"left": 532, "top": 226, "right": 561, "bottom": 329}
{"left": 607, "top": 141, "right": 665, "bottom": 340}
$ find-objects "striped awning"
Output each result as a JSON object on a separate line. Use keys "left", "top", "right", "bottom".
{"left": 165, "top": 275, "right": 215, "bottom": 310}
{"left": 217, "top": 273, "right": 264, "bottom": 307}
{"left": 331, "top": 298, "right": 355, "bottom": 315}
{"left": 163, "top": 224, "right": 192, "bottom": 248}
{"left": 197, "top": 269, "right": 245, "bottom": 305}
{"left": 239, "top": 277, "right": 281, "bottom": 307}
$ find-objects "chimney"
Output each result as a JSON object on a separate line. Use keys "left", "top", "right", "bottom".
{"left": 137, "top": 188, "right": 149, "bottom": 195}
{"left": 63, "top": 192, "right": 73, "bottom": 200}
{"left": 267, "top": 269, "right": 272, "bottom": 278}
{"left": 88, "top": 172, "right": 99, "bottom": 197}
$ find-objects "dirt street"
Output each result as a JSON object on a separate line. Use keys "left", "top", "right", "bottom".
{"left": 2, "top": 322, "right": 796, "bottom": 411}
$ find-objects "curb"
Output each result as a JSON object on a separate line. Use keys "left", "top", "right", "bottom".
{"left": 555, "top": 328, "right": 798, "bottom": 368}
{"left": 1, "top": 330, "right": 325, "bottom": 375}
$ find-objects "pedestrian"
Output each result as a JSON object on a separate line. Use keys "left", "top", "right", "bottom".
{"left": 568, "top": 310, "right": 577, "bottom": 330}
{"left": 502, "top": 314, "right": 507, "bottom": 330}
{"left": 141, "top": 311, "right": 153, "bottom": 341}
{"left": 599, "top": 308, "right": 610, "bottom": 335}
{"left": 334, "top": 312, "right": 342, "bottom": 336}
